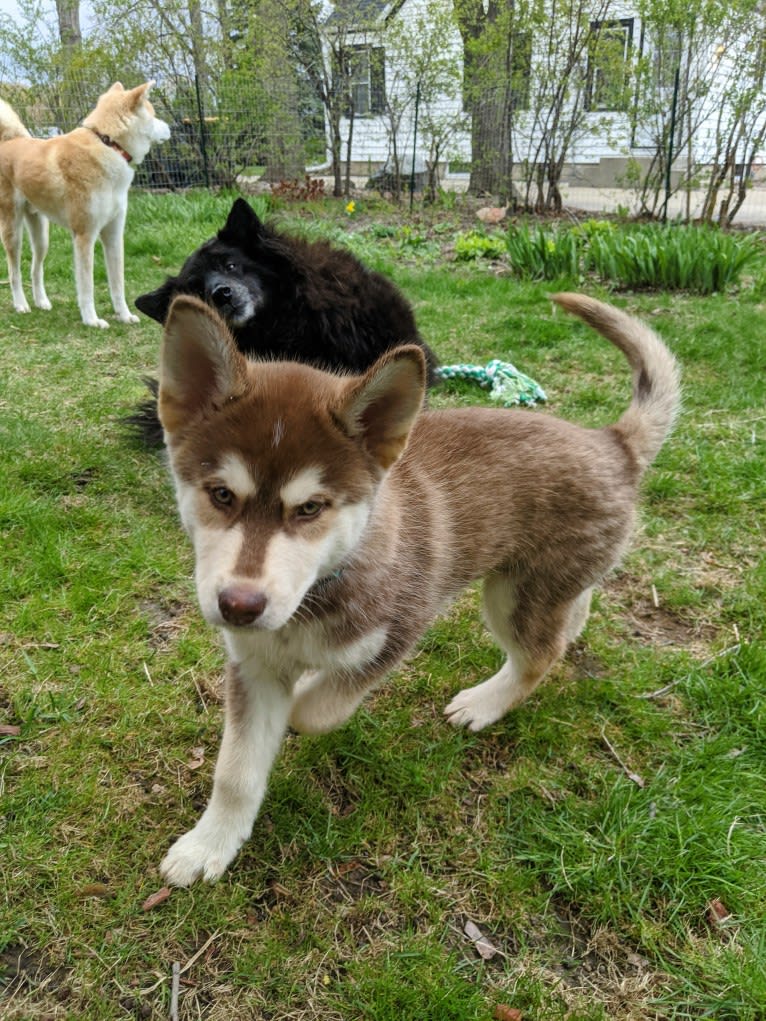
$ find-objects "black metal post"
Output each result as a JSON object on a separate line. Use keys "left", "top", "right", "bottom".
{"left": 195, "top": 73, "right": 210, "bottom": 190}
{"left": 409, "top": 80, "right": 421, "bottom": 213}
{"left": 662, "top": 66, "right": 680, "bottom": 223}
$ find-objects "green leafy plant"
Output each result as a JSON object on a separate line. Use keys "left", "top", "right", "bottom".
{"left": 503, "top": 221, "right": 761, "bottom": 293}
{"left": 585, "top": 224, "right": 762, "bottom": 293}
{"left": 454, "top": 229, "right": 508, "bottom": 261}
{"left": 505, "top": 224, "right": 582, "bottom": 280}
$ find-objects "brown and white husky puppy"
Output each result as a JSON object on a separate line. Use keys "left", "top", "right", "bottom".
{"left": 156, "top": 292, "right": 680, "bottom": 886}
{"left": 0, "top": 82, "right": 170, "bottom": 327}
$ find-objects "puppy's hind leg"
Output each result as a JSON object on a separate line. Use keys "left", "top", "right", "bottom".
{"left": 445, "top": 573, "right": 583, "bottom": 732}
{"left": 25, "top": 209, "right": 52, "bottom": 310}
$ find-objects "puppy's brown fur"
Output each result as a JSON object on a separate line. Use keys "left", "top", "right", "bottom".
{"left": 156, "top": 293, "right": 680, "bottom": 885}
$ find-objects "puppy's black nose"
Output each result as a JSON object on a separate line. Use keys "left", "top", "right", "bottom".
{"left": 211, "top": 284, "right": 232, "bottom": 307}
{"left": 218, "top": 586, "right": 267, "bottom": 626}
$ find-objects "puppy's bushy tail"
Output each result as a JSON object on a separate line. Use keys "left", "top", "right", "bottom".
{"left": 0, "top": 98, "right": 30, "bottom": 142}
{"left": 552, "top": 293, "right": 681, "bottom": 472}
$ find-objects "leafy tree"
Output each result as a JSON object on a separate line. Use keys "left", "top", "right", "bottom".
{"left": 453, "top": 0, "right": 519, "bottom": 200}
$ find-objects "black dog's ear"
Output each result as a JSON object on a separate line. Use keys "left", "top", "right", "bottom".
{"left": 135, "top": 279, "right": 177, "bottom": 324}
{"left": 218, "top": 198, "right": 264, "bottom": 248}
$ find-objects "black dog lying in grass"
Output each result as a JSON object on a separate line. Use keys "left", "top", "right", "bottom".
{"left": 127, "top": 198, "right": 440, "bottom": 446}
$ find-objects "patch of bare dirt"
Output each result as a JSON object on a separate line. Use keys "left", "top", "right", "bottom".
{"left": 0, "top": 943, "right": 71, "bottom": 1019}
{"left": 603, "top": 572, "right": 719, "bottom": 657}
{"left": 525, "top": 903, "right": 672, "bottom": 1019}
{"left": 138, "top": 598, "right": 190, "bottom": 649}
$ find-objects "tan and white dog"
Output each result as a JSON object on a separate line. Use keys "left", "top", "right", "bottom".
{"left": 156, "top": 293, "right": 680, "bottom": 886}
{"left": 0, "top": 82, "right": 170, "bottom": 328}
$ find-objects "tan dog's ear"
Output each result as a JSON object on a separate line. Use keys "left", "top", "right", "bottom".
{"left": 127, "top": 81, "right": 151, "bottom": 107}
{"left": 108, "top": 81, "right": 124, "bottom": 92}
{"left": 159, "top": 295, "right": 248, "bottom": 435}
{"left": 337, "top": 346, "right": 426, "bottom": 470}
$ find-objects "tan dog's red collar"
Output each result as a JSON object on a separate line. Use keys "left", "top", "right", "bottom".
{"left": 87, "top": 127, "right": 133, "bottom": 163}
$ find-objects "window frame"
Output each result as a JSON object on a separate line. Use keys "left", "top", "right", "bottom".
{"left": 585, "top": 17, "right": 635, "bottom": 113}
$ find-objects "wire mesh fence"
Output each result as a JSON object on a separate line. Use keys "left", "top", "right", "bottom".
{"left": 3, "top": 65, "right": 766, "bottom": 226}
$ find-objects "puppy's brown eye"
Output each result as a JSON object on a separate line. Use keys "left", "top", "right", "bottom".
{"left": 209, "top": 486, "right": 234, "bottom": 508}
{"left": 296, "top": 500, "right": 323, "bottom": 520}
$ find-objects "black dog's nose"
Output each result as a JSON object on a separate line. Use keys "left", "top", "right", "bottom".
{"left": 218, "top": 586, "right": 267, "bottom": 626}
{"left": 211, "top": 284, "right": 232, "bottom": 307}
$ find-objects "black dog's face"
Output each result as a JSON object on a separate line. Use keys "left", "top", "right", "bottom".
{"left": 135, "top": 239, "right": 267, "bottom": 327}
{"left": 135, "top": 198, "right": 276, "bottom": 328}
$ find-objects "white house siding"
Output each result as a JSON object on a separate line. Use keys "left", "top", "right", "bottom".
{"left": 328, "top": 0, "right": 766, "bottom": 184}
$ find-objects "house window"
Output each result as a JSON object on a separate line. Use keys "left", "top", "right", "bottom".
{"left": 653, "top": 27, "right": 682, "bottom": 90}
{"left": 586, "top": 18, "right": 634, "bottom": 111}
{"left": 344, "top": 45, "right": 386, "bottom": 116}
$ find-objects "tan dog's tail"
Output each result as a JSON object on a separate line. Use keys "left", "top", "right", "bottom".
{"left": 553, "top": 293, "right": 681, "bottom": 472}
{"left": 0, "top": 98, "right": 31, "bottom": 142}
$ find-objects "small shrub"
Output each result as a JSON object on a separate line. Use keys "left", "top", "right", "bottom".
{"left": 454, "top": 230, "right": 508, "bottom": 261}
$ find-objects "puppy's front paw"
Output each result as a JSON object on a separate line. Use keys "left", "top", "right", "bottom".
{"left": 444, "top": 686, "right": 507, "bottom": 732}
{"left": 117, "top": 311, "right": 140, "bottom": 325}
{"left": 160, "top": 825, "right": 240, "bottom": 887}
{"left": 83, "top": 316, "right": 110, "bottom": 329}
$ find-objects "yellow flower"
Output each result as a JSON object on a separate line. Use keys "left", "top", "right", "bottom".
{"left": 345, "top": 200, "right": 356, "bottom": 215}
{"left": 546, "top": 239, "right": 556, "bottom": 253}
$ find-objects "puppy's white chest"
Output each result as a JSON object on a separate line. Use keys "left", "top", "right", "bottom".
{"left": 225, "top": 621, "right": 388, "bottom": 679}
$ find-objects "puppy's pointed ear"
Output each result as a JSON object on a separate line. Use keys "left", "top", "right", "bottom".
{"left": 219, "top": 198, "right": 264, "bottom": 247}
{"left": 158, "top": 296, "right": 248, "bottom": 436}
{"left": 135, "top": 279, "right": 176, "bottom": 323}
{"left": 336, "top": 346, "right": 426, "bottom": 470}
{"left": 109, "top": 81, "right": 124, "bottom": 92}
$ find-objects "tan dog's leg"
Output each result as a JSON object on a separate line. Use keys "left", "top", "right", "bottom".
{"left": 100, "top": 209, "right": 138, "bottom": 324}
{"left": 1, "top": 195, "right": 30, "bottom": 313}
{"left": 72, "top": 231, "right": 108, "bottom": 328}
{"left": 25, "top": 209, "right": 51, "bottom": 310}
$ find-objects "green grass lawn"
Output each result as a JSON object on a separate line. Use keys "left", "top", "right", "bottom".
{"left": 1, "top": 191, "right": 764, "bottom": 1020}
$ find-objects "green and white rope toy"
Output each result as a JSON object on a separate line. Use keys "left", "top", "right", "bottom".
{"left": 435, "top": 359, "right": 547, "bottom": 408}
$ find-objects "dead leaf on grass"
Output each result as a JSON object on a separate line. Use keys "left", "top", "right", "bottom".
{"left": 464, "top": 919, "right": 498, "bottom": 960}
{"left": 187, "top": 747, "right": 205, "bottom": 770}
{"left": 0, "top": 724, "right": 21, "bottom": 737}
{"left": 142, "top": 886, "right": 172, "bottom": 911}
{"left": 707, "top": 898, "right": 732, "bottom": 928}
{"left": 494, "top": 1007, "right": 523, "bottom": 1021}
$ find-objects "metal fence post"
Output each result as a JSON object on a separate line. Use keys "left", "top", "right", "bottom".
{"left": 195, "top": 73, "right": 211, "bottom": 190}
{"left": 409, "top": 79, "right": 421, "bottom": 213}
{"left": 662, "top": 66, "right": 680, "bottom": 224}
